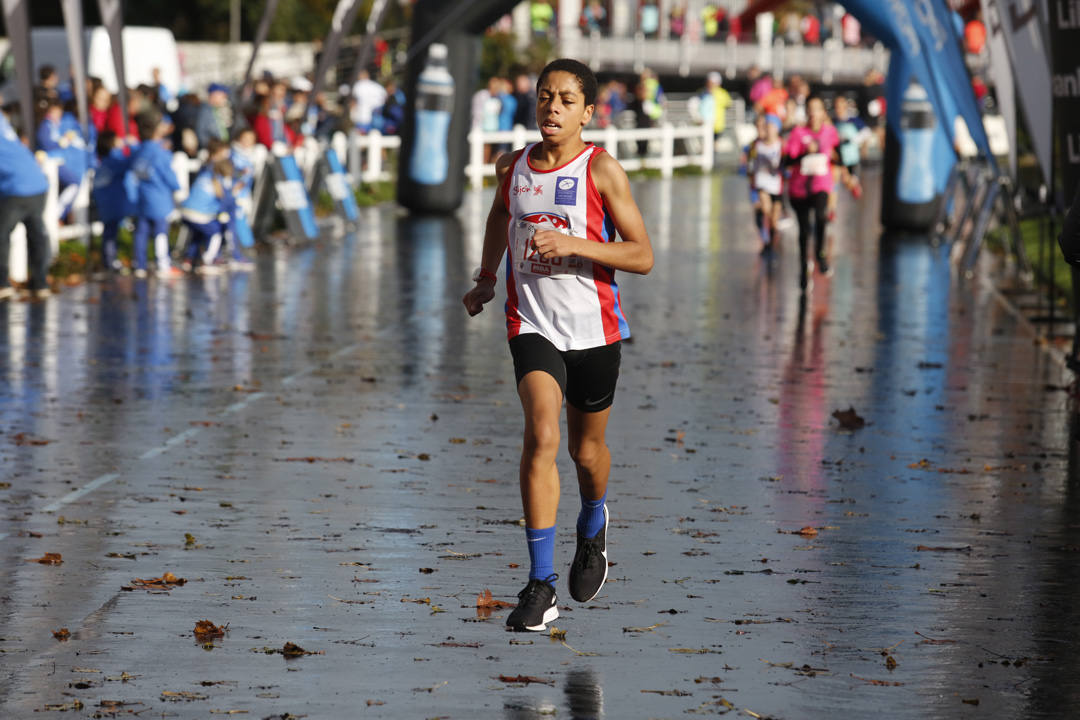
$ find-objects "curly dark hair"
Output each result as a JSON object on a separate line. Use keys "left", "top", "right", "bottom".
{"left": 536, "top": 58, "right": 598, "bottom": 107}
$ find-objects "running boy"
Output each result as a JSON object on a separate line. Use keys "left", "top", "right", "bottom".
{"left": 748, "top": 115, "right": 784, "bottom": 254}
{"left": 131, "top": 110, "right": 180, "bottom": 278}
{"left": 463, "top": 58, "right": 654, "bottom": 632}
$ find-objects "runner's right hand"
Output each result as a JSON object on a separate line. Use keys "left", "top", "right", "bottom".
{"left": 463, "top": 283, "right": 495, "bottom": 316}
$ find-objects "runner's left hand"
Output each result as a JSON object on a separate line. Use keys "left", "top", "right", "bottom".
{"left": 531, "top": 229, "right": 581, "bottom": 260}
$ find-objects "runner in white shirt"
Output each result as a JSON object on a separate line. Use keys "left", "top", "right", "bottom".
{"left": 463, "top": 58, "right": 653, "bottom": 632}
{"left": 749, "top": 114, "right": 785, "bottom": 254}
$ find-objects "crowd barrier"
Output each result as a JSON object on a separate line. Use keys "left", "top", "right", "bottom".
{"left": 2, "top": 117, "right": 829, "bottom": 282}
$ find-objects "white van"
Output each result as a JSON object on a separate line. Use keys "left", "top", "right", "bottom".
{"left": 0, "top": 26, "right": 181, "bottom": 99}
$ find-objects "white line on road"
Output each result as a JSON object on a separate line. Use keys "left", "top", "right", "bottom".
{"left": 25, "top": 343, "right": 364, "bottom": 520}
{"left": 41, "top": 473, "right": 121, "bottom": 514}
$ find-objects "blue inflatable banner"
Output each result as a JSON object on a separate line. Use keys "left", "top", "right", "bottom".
{"left": 913, "top": 0, "right": 995, "bottom": 166}
{"left": 272, "top": 155, "right": 319, "bottom": 241}
{"left": 324, "top": 148, "right": 359, "bottom": 223}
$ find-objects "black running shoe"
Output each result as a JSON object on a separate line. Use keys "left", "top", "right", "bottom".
{"left": 505, "top": 575, "right": 559, "bottom": 632}
{"left": 569, "top": 505, "right": 609, "bottom": 602}
{"left": 816, "top": 255, "right": 831, "bottom": 276}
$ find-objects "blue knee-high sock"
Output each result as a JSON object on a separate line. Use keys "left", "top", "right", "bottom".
{"left": 526, "top": 525, "right": 556, "bottom": 581}
{"left": 577, "top": 489, "right": 608, "bottom": 538}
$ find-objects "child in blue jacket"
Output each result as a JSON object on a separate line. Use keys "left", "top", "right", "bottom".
{"left": 227, "top": 127, "right": 257, "bottom": 266}
{"left": 180, "top": 140, "right": 234, "bottom": 273}
{"left": 130, "top": 111, "right": 180, "bottom": 278}
{"left": 92, "top": 130, "right": 135, "bottom": 273}
{"left": 36, "top": 98, "right": 89, "bottom": 218}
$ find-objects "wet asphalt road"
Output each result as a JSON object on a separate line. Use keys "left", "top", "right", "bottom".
{"left": 0, "top": 171, "right": 1077, "bottom": 719}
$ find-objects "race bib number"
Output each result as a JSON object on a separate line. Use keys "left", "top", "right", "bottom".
{"left": 754, "top": 170, "right": 782, "bottom": 196}
{"left": 512, "top": 220, "right": 590, "bottom": 279}
{"left": 800, "top": 153, "right": 829, "bottom": 177}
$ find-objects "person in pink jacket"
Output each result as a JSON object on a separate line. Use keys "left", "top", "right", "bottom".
{"left": 784, "top": 96, "right": 839, "bottom": 291}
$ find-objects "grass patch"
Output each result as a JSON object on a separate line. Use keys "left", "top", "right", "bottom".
{"left": 355, "top": 181, "right": 395, "bottom": 206}
{"left": 987, "top": 215, "right": 1074, "bottom": 308}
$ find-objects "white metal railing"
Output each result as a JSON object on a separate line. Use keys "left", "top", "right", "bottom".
{"left": 463, "top": 122, "right": 715, "bottom": 189}
{"left": 305, "top": 123, "right": 724, "bottom": 190}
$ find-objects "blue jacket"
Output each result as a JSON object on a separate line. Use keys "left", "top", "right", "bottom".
{"left": 131, "top": 139, "right": 179, "bottom": 220}
{"left": 92, "top": 148, "right": 135, "bottom": 222}
{"left": 59, "top": 113, "right": 91, "bottom": 180}
{"left": 181, "top": 166, "right": 230, "bottom": 219}
{"left": 230, "top": 146, "right": 255, "bottom": 197}
{"left": 0, "top": 115, "right": 48, "bottom": 198}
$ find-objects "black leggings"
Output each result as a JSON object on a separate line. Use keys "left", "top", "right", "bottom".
{"left": 790, "top": 192, "right": 829, "bottom": 263}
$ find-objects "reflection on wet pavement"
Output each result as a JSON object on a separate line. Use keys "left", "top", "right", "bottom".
{"left": 0, "top": 171, "right": 1076, "bottom": 718}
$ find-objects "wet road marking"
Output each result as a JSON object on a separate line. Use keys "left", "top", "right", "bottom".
{"left": 26, "top": 343, "right": 364, "bottom": 521}
{"left": 41, "top": 473, "right": 122, "bottom": 514}
{"left": 223, "top": 391, "right": 269, "bottom": 414}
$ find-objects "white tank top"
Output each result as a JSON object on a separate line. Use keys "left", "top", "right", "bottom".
{"left": 502, "top": 143, "right": 630, "bottom": 351}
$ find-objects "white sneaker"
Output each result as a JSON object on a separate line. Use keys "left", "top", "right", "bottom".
{"left": 33, "top": 288, "right": 52, "bottom": 300}
{"left": 133, "top": 268, "right": 148, "bottom": 279}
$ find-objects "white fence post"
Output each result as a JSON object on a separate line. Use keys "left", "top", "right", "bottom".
{"left": 701, "top": 121, "right": 714, "bottom": 172}
{"left": 331, "top": 131, "right": 348, "bottom": 168}
{"left": 604, "top": 123, "right": 618, "bottom": 162}
{"left": 9, "top": 224, "right": 27, "bottom": 284}
{"left": 512, "top": 123, "right": 528, "bottom": 152}
{"left": 660, "top": 123, "right": 674, "bottom": 178}
{"left": 365, "top": 130, "right": 383, "bottom": 184}
{"left": 348, "top": 131, "right": 362, "bottom": 182}
{"left": 42, "top": 159, "right": 60, "bottom": 257}
{"left": 467, "top": 129, "right": 484, "bottom": 189}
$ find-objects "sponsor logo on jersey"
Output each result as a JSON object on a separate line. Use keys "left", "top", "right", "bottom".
{"left": 555, "top": 176, "right": 578, "bottom": 205}
{"left": 512, "top": 175, "right": 544, "bottom": 196}
{"left": 519, "top": 211, "right": 570, "bottom": 230}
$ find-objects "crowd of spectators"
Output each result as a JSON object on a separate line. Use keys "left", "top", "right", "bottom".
{"left": 525, "top": 0, "right": 871, "bottom": 47}
{"left": 0, "top": 59, "right": 412, "bottom": 294}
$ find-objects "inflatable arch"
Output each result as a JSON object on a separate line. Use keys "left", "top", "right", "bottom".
{"left": 398, "top": 0, "right": 992, "bottom": 234}
{"left": 396, "top": 0, "right": 520, "bottom": 214}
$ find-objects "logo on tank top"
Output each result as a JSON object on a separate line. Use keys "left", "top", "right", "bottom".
{"left": 519, "top": 211, "right": 571, "bottom": 230}
{"left": 512, "top": 176, "right": 544, "bottom": 196}
{"left": 555, "top": 176, "right": 578, "bottom": 205}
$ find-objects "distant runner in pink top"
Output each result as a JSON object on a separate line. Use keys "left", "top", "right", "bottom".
{"left": 784, "top": 96, "right": 839, "bottom": 291}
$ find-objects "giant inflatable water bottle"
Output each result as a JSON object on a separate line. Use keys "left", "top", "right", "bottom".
{"left": 409, "top": 43, "right": 455, "bottom": 186}
{"left": 896, "top": 82, "right": 936, "bottom": 205}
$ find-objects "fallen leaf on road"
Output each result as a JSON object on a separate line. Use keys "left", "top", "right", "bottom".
{"left": 13, "top": 432, "right": 51, "bottom": 446}
{"left": 161, "top": 691, "right": 208, "bottom": 701}
{"left": 850, "top": 673, "right": 904, "bottom": 686}
{"left": 39, "top": 700, "right": 83, "bottom": 712}
{"left": 276, "top": 457, "right": 355, "bottom": 463}
{"left": 255, "top": 642, "right": 323, "bottom": 657}
{"left": 915, "top": 545, "right": 971, "bottom": 553}
{"left": 53, "top": 628, "right": 70, "bottom": 641}
{"left": 641, "top": 689, "right": 692, "bottom": 696}
{"left": 476, "top": 589, "right": 514, "bottom": 609}
{"left": 497, "top": 675, "right": 554, "bottom": 685}
{"left": 126, "top": 572, "right": 187, "bottom": 592}
{"left": 832, "top": 407, "right": 865, "bottom": 430}
{"left": 193, "top": 620, "right": 227, "bottom": 642}
{"left": 28, "top": 552, "right": 62, "bottom": 565}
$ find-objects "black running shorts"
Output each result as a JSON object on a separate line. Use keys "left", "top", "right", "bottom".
{"left": 509, "top": 333, "right": 621, "bottom": 413}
